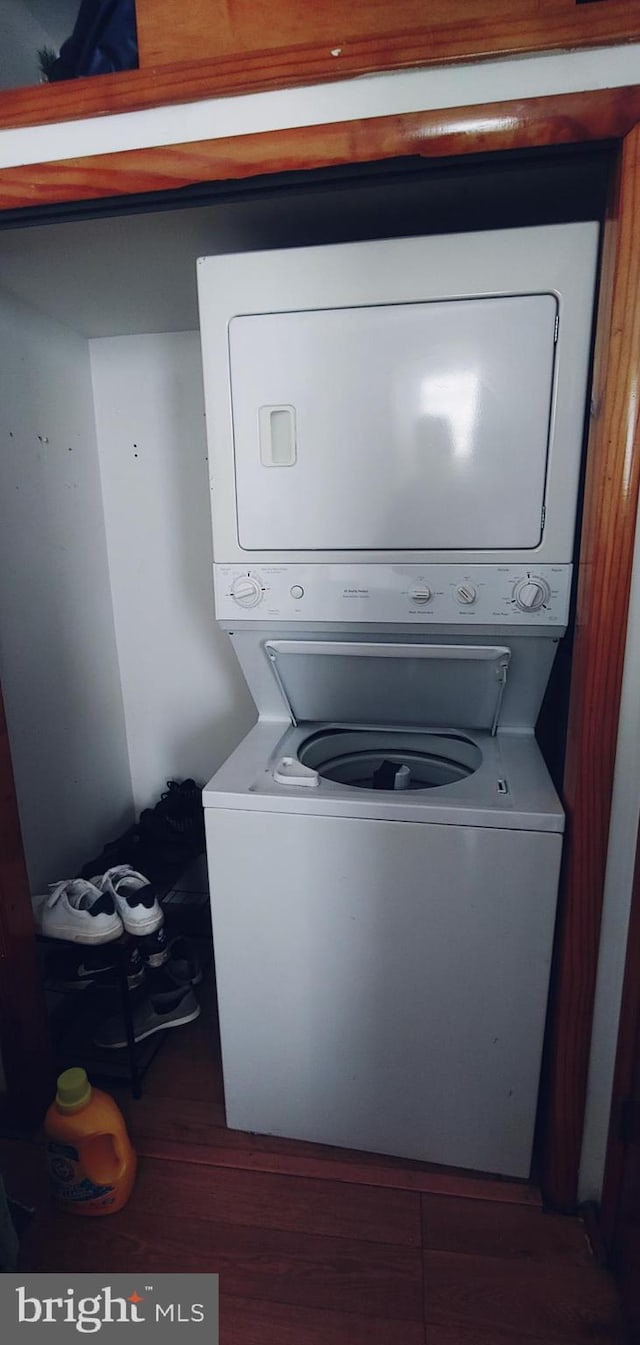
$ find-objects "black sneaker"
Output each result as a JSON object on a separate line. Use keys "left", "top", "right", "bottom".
{"left": 139, "top": 779, "right": 205, "bottom": 852}
{"left": 139, "top": 936, "right": 202, "bottom": 991}
{"left": 164, "top": 935, "right": 203, "bottom": 987}
{"left": 44, "top": 941, "right": 145, "bottom": 991}
{"left": 93, "top": 984, "right": 200, "bottom": 1048}
{"left": 80, "top": 781, "right": 205, "bottom": 894}
{"left": 136, "top": 923, "right": 169, "bottom": 970}
{"left": 158, "top": 779, "right": 203, "bottom": 833}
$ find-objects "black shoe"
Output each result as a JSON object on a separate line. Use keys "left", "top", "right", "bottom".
{"left": 140, "top": 779, "right": 205, "bottom": 851}
{"left": 164, "top": 935, "right": 203, "bottom": 987}
{"left": 44, "top": 940, "right": 145, "bottom": 991}
{"left": 80, "top": 780, "right": 205, "bottom": 897}
{"left": 136, "top": 923, "right": 169, "bottom": 970}
{"left": 94, "top": 984, "right": 200, "bottom": 1048}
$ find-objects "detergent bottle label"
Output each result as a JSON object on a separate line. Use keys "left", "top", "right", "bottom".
{"left": 46, "top": 1140, "right": 115, "bottom": 1205}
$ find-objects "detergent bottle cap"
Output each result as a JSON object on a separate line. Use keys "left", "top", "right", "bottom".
{"left": 56, "top": 1067, "right": 92, "bottom": 1113}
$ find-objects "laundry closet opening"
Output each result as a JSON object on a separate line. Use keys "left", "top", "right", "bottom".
{"left": 0, "top": 143, "right": 611, "bottom": 1174}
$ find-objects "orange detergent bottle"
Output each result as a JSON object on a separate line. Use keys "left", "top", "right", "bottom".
{"left": 44, "top": 1067, "right": 137, "bottom": 1215}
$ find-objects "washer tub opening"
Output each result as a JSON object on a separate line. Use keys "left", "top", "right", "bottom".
{"left": 298, "top": 729, "right": 482, "bottom": 791}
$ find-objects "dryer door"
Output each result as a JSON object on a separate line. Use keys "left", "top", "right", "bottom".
{"left": 229, "top": 294, "right": 557, "bottom": 552}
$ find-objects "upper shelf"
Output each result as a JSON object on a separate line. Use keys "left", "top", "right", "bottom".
{"left": 0, "top": 0, "right": 639, "bottom": 133}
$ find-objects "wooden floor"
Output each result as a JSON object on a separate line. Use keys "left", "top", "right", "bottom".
{"left": 0, "top": 980, "right": 626, "bottom": 1344}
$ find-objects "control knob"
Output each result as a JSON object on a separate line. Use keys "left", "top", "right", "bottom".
{"left": 409, "top": 584, "right": 432, "bottom": 606}
{"left": 230, "top": 574, "right": 264, "bottom": 608}
{"left": 455, "top": 583, "right": 477, "bottom": 605}
{"left": 512, "top": 576, "right": 551, "bottom": 612}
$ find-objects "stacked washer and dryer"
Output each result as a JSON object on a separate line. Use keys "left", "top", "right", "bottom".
{"left": 197, "top": 223, "right": 598, "bottom": 1178}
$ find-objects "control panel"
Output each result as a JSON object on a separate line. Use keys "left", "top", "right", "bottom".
{"left": 214, "top": 564, "right": 572, "bottom": 626}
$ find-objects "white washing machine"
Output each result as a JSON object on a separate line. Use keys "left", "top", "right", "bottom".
{"left": 196, "top": 223, "right": 599, "bottom": 1177}
{"left": 203, "top": 572, "right": 567, "bottom": 1178}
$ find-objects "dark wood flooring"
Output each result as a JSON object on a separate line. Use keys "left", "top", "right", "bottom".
{"left": 0, "top": 980, "right": 626, "bottom": 1344}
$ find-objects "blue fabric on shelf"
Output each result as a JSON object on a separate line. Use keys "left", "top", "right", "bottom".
{"left": 50, "top": 0, "right": 138, "bottom": 81}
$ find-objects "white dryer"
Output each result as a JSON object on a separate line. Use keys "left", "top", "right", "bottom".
{"left": 197, "top": 223, "right": 598, "bottom": 568}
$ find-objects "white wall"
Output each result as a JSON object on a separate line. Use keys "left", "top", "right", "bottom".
{"left": 90, "top": 332, "right": 256, "bottom": 810}
{"left": 0, "top": 289, "right": 133, "bottom": 891}
{"left": 24, "top": 0, "right": 78, "bottom": 45}
{"left": 0, "top": 0, "right": 77, "bottom": 91}
{"left": 1, "top": 0, "right": 53, "bottom": 91}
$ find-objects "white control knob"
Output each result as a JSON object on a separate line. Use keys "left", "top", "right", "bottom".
{"left": 409, "top": 585, "right": 432, "bottom": 606}
{"left": 513, "top": 576, "right": 551, "bottom": 612}
{"left": 290, "top": 585, "right": 304, "bottom": 600}
{"left": 230, "top": 574, "right": 263, "bottom": 608}
{"left": 455, "top": 583, "right": 477, "bottom": 605}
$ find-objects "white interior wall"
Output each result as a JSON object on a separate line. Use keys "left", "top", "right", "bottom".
{"left": 1, "top": 0, "right": 54, "bottom": 91}
{"left": 1, "top": 0, "right": 77, "bottom": 91}
{"left": 90, "top": 332, "right": 256, "bottom": 810}
{"left": 0, "top": 288, "right": 133, "bottom": 891}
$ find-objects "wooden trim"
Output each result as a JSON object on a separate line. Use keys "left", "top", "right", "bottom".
{"left": 579, "top": 1200, "right": 610, "bottom": 1267}
{"left": 130, "top": 1136, "right": 543, "bottom": 1204}
{"left": 1, "top": 9, "right": 639, "bottom": 134}
{"left": 136, "top": 0, "right": 640, "bottom": 73}
{"left": 111, "top": 1088, "right": 542, "bottom": 1205}
{"left": 542, "top": 121, "right": 640, "bottom": 1211}
{"left": 0, "top": 685, "right": 54, "bottom": 1127}
{"left": 1, "top": 87, "right": 640, "bottom": 212}
{"left": 599, "top": 820, "right": 640, "bottom": 1250}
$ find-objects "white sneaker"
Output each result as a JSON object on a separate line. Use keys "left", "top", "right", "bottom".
{"left": 95, "top": 865, "right": 164, "bottom": 936}
{"left": 32, "top": 879, "right": 124, "bottom": 945}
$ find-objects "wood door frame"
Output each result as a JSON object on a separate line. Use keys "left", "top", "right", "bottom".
{"left": 0, "top": 87, "right": 639, "bottom": 1206}
{"left": 599, "top": 817, "right": 640, "bottom": 1251}
{"left": 0, "top": 87, "right": 639, "bottom": 211}
{"left": 0, "top": 686, "right": 54, "bottom": 1127}
{"left": 541, "top": 116, "right": 640, "bottom": 1210}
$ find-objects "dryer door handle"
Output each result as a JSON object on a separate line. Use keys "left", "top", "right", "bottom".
{"left": 259, "top": 405, "right": 297, "bottom": 467}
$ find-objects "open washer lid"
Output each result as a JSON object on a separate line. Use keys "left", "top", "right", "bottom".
{"left": 265, "top": 640, "right": 511, "bottom": 734}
